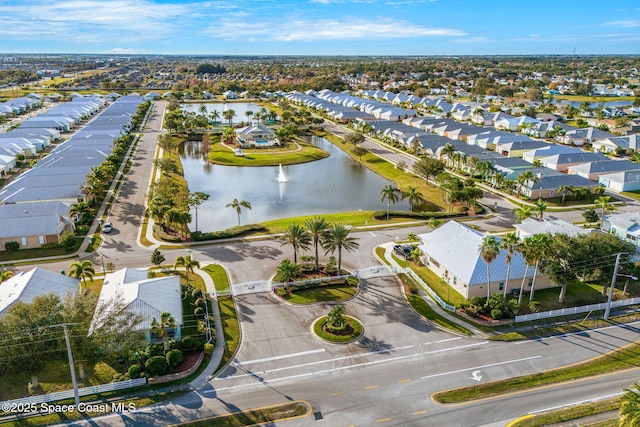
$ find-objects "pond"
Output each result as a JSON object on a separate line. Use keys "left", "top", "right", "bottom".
{"left": 181, "top": 102, "right": 269, "bottom": 126}
{"left": 179, "top": 135, "right": 409, "bottom": 231}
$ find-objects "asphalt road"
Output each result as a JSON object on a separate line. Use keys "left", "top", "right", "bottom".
{"left": 30, "top": 105, "right": 640, "bottom": 426}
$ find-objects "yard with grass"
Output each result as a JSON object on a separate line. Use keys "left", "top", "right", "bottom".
{"left": 281, "top": 281, "right": 359, "bottom": 304}
{"left": 510, "top": 397, "right": 619, "bottom": 427}
{"left": 313, "top": 315, "right": 363, "bottom": 343}
{"left": 260, "top": 211, "right": 423, "bottom": 234}
{"left": 208, "top": 139, "right": 329, "bottom": 166}
{"left": 216, "top": 297, "right": 240, "bottom": 374}
{"left": 174, "top": 400, "right": 311, "bottom": 427}
{"left": 202, "top": 263, "right": 230, "bottom": 292}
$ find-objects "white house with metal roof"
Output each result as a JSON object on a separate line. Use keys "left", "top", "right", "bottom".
{"left": 514, "top": 217, "right": 591, "bottom": 239}
{"left": 0, "top": 201, "right": 74, "bottom": 250}
{"left": 601, "top": 212, "right": 640, "bottom": 247}
{"left": 0, "top": 268, "right": 79, "bottom": 317}
{"left": 418, "top": 221, "right": 552, "bottom": 299}
{"left": 90, "top": 268, "right": 183, "bottom": 341}
{"left": 599, "top": 170, "right": 640, "bottom": 192}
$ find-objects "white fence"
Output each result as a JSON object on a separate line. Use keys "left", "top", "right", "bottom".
{"left": 0, "top": 378, "right": 147, "bottom": 410}
{"left": 401, "top": 268, "right": 456, "bottom": 312}
{"left": 270, "top": 274, "right": 355, "bottom": 289}
{"left": 515, "top": 296, "right": 640, "bottom": 323}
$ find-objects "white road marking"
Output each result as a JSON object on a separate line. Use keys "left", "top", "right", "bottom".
{"left": 214, "top": 341, "right": 486, "bottom": 391}
{"left": 218, "top": 337, "right": 462, "bottom": 380}
{"left": 420, "top": 355, "right": 541, "bottom": 380}
{"left": 530, "top": 392, "right": 623, "bottom": 414}
{"left": 369, "top": 231, "right": 376, "bottom": 237}
{"left": 470, "top": 370, "right": 482, "bottom": 382}
{"left": 516, "top": 320, "right": 640, "bottom": 345}
{"left": 234, "top": 349, "right": 326, "bottom": 366}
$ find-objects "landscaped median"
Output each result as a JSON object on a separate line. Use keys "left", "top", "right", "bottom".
{"left": 208, "top": 138, "right": 329, "bottom": 166}
{"left": 432, "top": 340, "right": 640, "bottom": 405}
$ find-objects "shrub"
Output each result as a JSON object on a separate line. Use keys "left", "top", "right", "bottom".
{"left": 191, "top": 224, "right": 267, "bottom": 241}
{"left": 127, "top": 364, "right": 142, "bottom": 379}
{"left": 194, "top": 298, "right": 206, "bottom": 309}
{"left": 371, "top": 210, "right": 463, "bottom": 220}
{"left": 165, "top": 349, "right": 183, "bottom": 369}
{"left": 4, "top": 241, "right": 19, "bottom": 251}
{"left": 192, "top": 289, "right": 203, "bottom": 300}
{"left": 194, "top": 307, "right": 205, "bottom": 317}
{"left": 180, "top": 336, "right": 196, "bottom": 351}
{"left": 58, "top": 230, "right": 78, "bottom": 251}
{"left": 204, "top": 343, "right": 214, "bottom": 355}
{"left": 146, "top": 344, "right": 164, "bottom": 357}
{"left": 145, "top": 355, "right": 169, "bottom": 376}
{"left": 469, "top": 296, "right": 485, "bottom": 307}
{"left": 491, "top": 308, "right": 504, "bottom": 320}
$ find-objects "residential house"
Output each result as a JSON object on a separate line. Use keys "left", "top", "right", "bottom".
{"left": 495, "top": 140, "right": 549, "bottom": 158}
{"left": 522, "top": 145, "right": 583, "bottom": 164}
{"left": 495, "top": 115, "right": 540, "bottom": 132}
{"left": 0, "top": 268, "right": 79, "bottom": 317}
{"left": 515, "top": 216, "right": 590, "bottom": 239}
{"left": 90, "top": 268, "right": 183, "bottom": 341}
{"left": 0, "top": 201, "right": 74, "bottom": 250}
{"left": 601, "top": 212, "right": 640, "bottom": 247}
{"left": 567, "top": 160, "right": 640, "bottom": 181}
{"left": 557, "top": 127, "right": 614, "bottom": 146}
{"left": 522, "top": 174, "right": 600, "bottom": 199}
{"left": 418, "top": 221, "right": 550, "bottom": 299}
{"left": 539, "top": 152, "right": 608, "bottom": 173}
{"left": 599, "top": 170, "right": 640, "bottom": 192}
{"left": 591, "top": 135, "right": 640, "bottom": 154}
{"left": 223, "top": 90, "right": 239, "bottom": 99}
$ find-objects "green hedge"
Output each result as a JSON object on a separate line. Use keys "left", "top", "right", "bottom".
{"left": 371, "top": 211, "right": 466, "bottom": 220}
{"left": 191, "top": 224, "right": 267, "bottom": 241}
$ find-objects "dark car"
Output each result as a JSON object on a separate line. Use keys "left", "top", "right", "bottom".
{"left": 393, "top": 244, "right": 414, "bottom": 259}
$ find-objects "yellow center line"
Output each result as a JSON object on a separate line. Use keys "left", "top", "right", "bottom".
{"left": 331, "top": 391, "right": 344, "bottom": 396}
{"left": 377, "top": 418, "right": 391, "bottom": 423}
{"left": 398, "top": 379, "right": 411, "bottom": 383}
{"left": 365, "top": 385, "right": 379, "bottom": 389}
{"left": 413, "top": 410, "right": 427, "bottom": 415}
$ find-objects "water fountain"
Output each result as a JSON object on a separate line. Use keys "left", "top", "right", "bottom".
{"left": 276, "top": 164, "right": 288, "bottom": 183}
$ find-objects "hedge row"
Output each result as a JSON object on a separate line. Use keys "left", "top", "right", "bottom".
{"left": 371, "top": 210, "right": 467, "bottom": 220}
{"left": 191, "top": 224, "right": 267, "bottom": 241}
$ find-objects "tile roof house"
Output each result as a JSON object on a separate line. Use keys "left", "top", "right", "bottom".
{"left": 90, "top": 268, "right": 183, "bottom": 341}
{"left": 418, "top": 221, "right": 551, "bottom": 299}
{"left": 0, "top": 268, "right": 79, "bottom": 317}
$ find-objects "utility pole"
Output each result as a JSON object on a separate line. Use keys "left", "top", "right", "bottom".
{"left": 51, "top": 323, "right": 80, "bottom": 406}
{"left": 604, "top": 253, "right": 626, "bottom": 320}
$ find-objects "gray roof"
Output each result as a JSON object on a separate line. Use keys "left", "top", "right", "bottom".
{"left": 568, "top": 160, "right": 640, "bottom": 175}
{"left": 541, "top": 152, "right": 608, "bottom": 166}
{"left": 418, "top": 221, "right": 533, "bottom": 286}
{"left": 529, "top": 174, "right": 600, "bottom": 190}
{"left": 515, "top": 217, "right": 590, "bottom": 237}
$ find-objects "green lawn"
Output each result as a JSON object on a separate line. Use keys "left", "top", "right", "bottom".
{"left": 260, "top": 211, "right": 421, "bottom": 234}
{"left": 217, "top": 297, "right": 240, "bottom": 373}
{"left": 511, "top": 397, "right": 619, "bottom": 427}
{"left": 173, "top": 401, "right": 311, "bottom": 427}
{"left": 208, "top": 140, "right": 329, "bottom": 166}
{"left": 283, "top": 283, "right": 358, "bottom": 304}
{"left": 409, "top": 264, "right": 468, "bottom": 307}
{"left": 202, "top": 263, "right": 230, "bottom": 292}
{"left": 313, "top": 315, "right": 363, "bottom": 343}
{"left": 433, "top": 340, "right": 640, "bottom": 404}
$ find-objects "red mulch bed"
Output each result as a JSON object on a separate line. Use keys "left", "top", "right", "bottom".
{"left": 173, "top": 351, "right": 203, "bottom": 373}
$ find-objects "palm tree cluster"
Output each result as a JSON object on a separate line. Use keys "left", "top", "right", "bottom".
{"left": 82, "top": 135, "right": 132, "bottom": 206}
{"left": 279, "top": 217, "right": 360, "bottom": 278}
{"left": 380, "top": 185, "right": 426, "bottom": 219}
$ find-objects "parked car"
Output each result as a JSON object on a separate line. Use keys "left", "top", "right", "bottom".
{"left": 393, "top": 244, "right": 414, "bottom": 259}
{"left": 102, "top": 222, "right": 112, "bottom": 233}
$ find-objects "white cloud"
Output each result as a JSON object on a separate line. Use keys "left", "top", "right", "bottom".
{"left": 603, "top": 19, "right": 640, "bottom": 28}
{"left": 205, "top": 18, "right": 465, "bottom": 42}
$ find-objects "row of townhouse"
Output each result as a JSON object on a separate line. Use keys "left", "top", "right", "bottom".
{"left": 0, "top": 95, "right": 144, "bottom": 251}
{"left": 0, "top": 95, "right": 42, "bottom": 117}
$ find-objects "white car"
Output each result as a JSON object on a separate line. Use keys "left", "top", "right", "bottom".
{"left": 102, "top": 222, "right": 112, "bottom": 233}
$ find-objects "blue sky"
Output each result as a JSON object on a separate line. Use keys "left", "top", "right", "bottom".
{"left": 1, "top": 0, "right": 640, "bottom": 55}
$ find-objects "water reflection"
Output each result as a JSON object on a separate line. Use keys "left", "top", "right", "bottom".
{"left": 179, "top": 136, "right": 409, "bottom": 231}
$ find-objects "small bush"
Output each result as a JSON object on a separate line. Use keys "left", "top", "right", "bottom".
{"left": 146, "top": 344, "right": 164, "bottom": 357}
{"left": 194, "top": 297, "right": 206, "bottom": 309}
{"left": 194, "top": 306, "right": 205, "bottom": 316}
{"left": 191, "top": 224, "right": 267, "bottom": 241}
{"left": 145, "top": 355, "right": 169, "bottom": 376}
{"left": 347, "top": 277, "right": 359, "bottom": 286}
{"left": 4, "top": 241, "right": 19, "bottom": 251}
{"left": 166, "top": 349, "right": 183, "bottom": 369}
{"left": 192, "top": 289, "right": 203, "bottom": 300}
{"left": 127, "top": 364, "right": 142, "bottom": 379}
{"left": 491, "top": 308, "right": 504, "bottom": 320}
{"left": 180, "top": 336, "right": 196, "bottom": 351}
{"left": 204, "top": 343, "right": 214, "bottom": 355}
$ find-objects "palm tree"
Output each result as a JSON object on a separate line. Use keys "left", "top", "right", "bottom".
{"left": 516, "top": 170, "right": 538, "bottom": 196}
{"left": 245, "top": 110, "right": 254, "bottom": 124}
{"left": 226, "top": 198, "right": 252, "bottom": 226}
{"left": 594, "top": 195, "right": 617, "bottom": 217}
{"left": 441, "top": 143, "right": 456, "bottom": 166}
{"left": 174, "top": 254, "right": 200, "bottom": 284}
{"left": 0, "top": 270, "right": 14, "bottom": 283}
{"left": 558, "top": 185, "right": 574, "bottom": 203}
{"left": 517, "top": 238, "right": 536, "bottom": 305}
{"left": 304, "top": 216, "right": 330, "bottom": 271}
{"left": 401, "top": 186, "right": 424, "bottom": 212}
{"left": 322, "top": 224, "right": 360, "bottom": 274}
{"left": 222, "top": 108, "right": 236, "bottom": 126}
{"left": 512, "top": 205, "right": 532, "bottom": 223}
{"left": 500, "top": 233, "right": 520, "bottom": 298}
{"left": 534, "top": 198, "right": 548, "bottom": 220}
{"left": 68, "top": 260, "right": 95, "bottom": 289}
{"left": 151, "top": 311, "right": 176, "bottom": 352}
{"left": 69, "top": 202, "right": 93, "bottom": 224}
{"left": 380, "top": 185, "right": 400, "bottom": 221}
{"left": 527, "top": 233, "right": 551, "bottom": 301}
{"left": 479, "top": 236, "right": 500, "bottom": 299}
{"left": 222, "top": 126, "right": 236, "bottom": 144}
{"left": 427, "top": 218, "right": 444, "bottom": 231}
{"left": 620, "top": 382, "right": 640, "bottom": 427}
{"left": 198, "top": 104, "right": 208, "bottom": 116}
{"left": 209, "top": 110, "right": 221, "bottom": 124}
{"left": 280, "top": 224, "right": 311, "bottom": 264}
